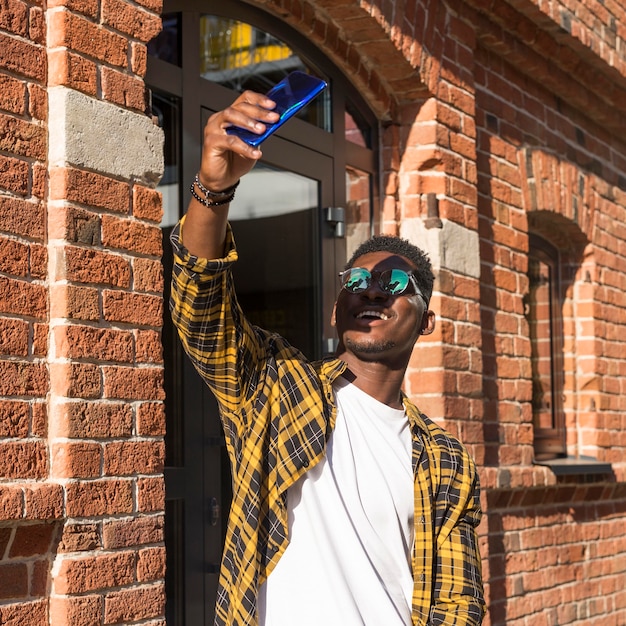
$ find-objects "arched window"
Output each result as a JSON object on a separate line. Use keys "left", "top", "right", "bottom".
{"left": 148, "top": 3, "right": 379, "bottom": 622}
{"left": 526, "top": 234, "right": 566, "bottom": 460}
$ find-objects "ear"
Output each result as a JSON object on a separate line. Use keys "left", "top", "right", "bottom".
{"left": 420, "top": 310, "right": 436, "bottom": 335}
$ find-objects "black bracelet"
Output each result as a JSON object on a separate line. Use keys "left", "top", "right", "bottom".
{"left": 194, "top": 173, "right": 239, "bottom": 198}
{"left": 190, "top": 181, "right": 235, "bottom": 207}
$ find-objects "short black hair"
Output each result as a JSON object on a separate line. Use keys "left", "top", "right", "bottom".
{"left": 345, "top": 234, "right": 435, "bottom": 304}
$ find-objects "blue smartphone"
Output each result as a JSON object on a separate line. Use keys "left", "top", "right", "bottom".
{"left": 226, "top": 71, "right": 328, "bottom": 146}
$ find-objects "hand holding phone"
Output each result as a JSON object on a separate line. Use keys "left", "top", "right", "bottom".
{"left": 226, "top": 71, "right": 328, "bottom": 146}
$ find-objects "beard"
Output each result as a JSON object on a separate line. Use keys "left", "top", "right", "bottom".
{"left": 344, "top": 337, "right": 396, "bottom": 355}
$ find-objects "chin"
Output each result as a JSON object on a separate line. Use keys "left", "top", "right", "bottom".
{"left": 345, "top": 338, "right": 396, "bottom": 355}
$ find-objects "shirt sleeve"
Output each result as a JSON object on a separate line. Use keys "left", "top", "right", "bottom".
{"left": 168, "top": 216, "right": 265, "bottom": 436}
{"left": 429, "top": 448, "right": 485, "bottom": 625}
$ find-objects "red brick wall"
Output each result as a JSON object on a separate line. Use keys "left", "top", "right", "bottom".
{"left": 0, "top": 0, "right": 165, "bottom": 622}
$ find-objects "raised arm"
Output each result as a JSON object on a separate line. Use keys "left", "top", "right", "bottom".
{"left": 180, "top": 90, "right": 279, "bottom": 258}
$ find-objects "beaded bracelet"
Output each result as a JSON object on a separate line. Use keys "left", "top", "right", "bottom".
{"left": 190, "top": 174, "right": 240, "bottom": 207}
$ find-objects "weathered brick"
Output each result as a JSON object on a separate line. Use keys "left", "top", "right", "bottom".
{"left": 62, "top": 246, "right": 131, "bottom": 288}
{"left": 102, "top": 514, "right": 164, "bottom": 549}
{"left": 48, "top": 48, "right": 98, "bottom": 95}
{"left": 136, "top": 476, "right": 164, "bottom": 512}
{"left": 24, "top": 483, "right": 64, "bottom": 520}
{"left": 137, "top": 546, "right": 166, "bottom": 582}
{"left": 47, "top": 0, "right": 99, "bottom": 18}
{"left": 0, "top": 361, "right": 48, "bottom": 397}
{"left": 65, "top": 479, "right": 134, "bottom": 517}
{"left": 104, "top": 583, "right": 165, "bottom": 623}
{"left": 101, "top": 66, "right": 147, "bottom": 112}
{"left": 132, "top": 257, "right": 164, "bottom": 293}
{"left": 136, "top": 402, "right": 165, "bottom": 437}
{"left": 0, "top": 318, "right": 29, "bottom": 357}
{"left": 54, "top": 324, "right": 134, "bottom": 362}
{"left": 28, "top": 83, "right": 48, "bottom": 122}
{"left": 0, "top": 236, "right": 29, "bottom": 275}
{"left": 0, "top": 486, "right": 24, "bottom": 521}
{"left": 0, "top": 0, "right": 28, "bottom": 36}
{"left": 54, "top": 400, "right": 133, "bottom": 439}
{"left": 0, "top": 113, "right": 46, "bottom": 160}
{"left": 103, "top": 365, "right": 164, "bottom": 401}
{"left": 54, "top": 551, "right": 136, "bottom": 594}
{"left": 102, "top": 0, "right": 162, "bottom": 42}
{"left": 31, "top": 402, "right": 47, "bottom": 437}
{"left": 28, "top": 6, "right": 46, "bottom": 45}
{"left": 49, "top": 167, "right": 130, "bottom": 212}
{"left": 0, "top": 599, "right": 47, "bottom": 625}
{"left": 0, "top": 400, "right": 30, "bottom": 437}
{"left": 0, "top": 154, "right": 29, "bottom": 195}
{"left": 135, "top": 329, "right": 163, "bottom": 363}
{"left": 49, "top": 595, "right": 102, "bottom": 626}
{"left": 0, "top": 441, "right": 48, "bottom": 479}
{"left": 0, "top": 33, "right": 45, "bottom": 81}
{"left": 0, "top": 74, "right": 26, "bottom": 115}
{"left": 0, "top": 196, "right": 46, "bottom": 240}
{"left": 0, "top": 563, "right": 29, "bottom": 599}
{"left": 9, "top": 522, "right": 57, "bottom": 557}
{"left": 101, "top": 215, "right": 162, "bottom": 256}
{"left": 50, "top": 362, "right": 101, "bottom": 399}
{"left": 30, "top": 243, "right": 47, "bottom": 278}
{"left": 103, "top": 440, "right": 165, "bottom": 476}
{"left": 48, "top": 9, "right": 128, "bottom": 68}
{"left": 50, "top": 284, "right": 100, "bottom": 320}
{"left": 31, "top": 162, "right": 46, "bottom": 199}
{"left": 131, "top": 41, "right": 148, "bottom": 77}
{"left": 32, "top": 322, "right": 48, "bottom": 357}
{"left": 0, "top": 276, "right": 47, "bottom": 318}
{"left": 133, "top": 0, "right": 162, "bottom": 14}
{"left": 102, "top": 290, "right": 163, "bottom": 326}
{"left": 58, "top": 522, "right": 101, "bottom": 552}
{"left": 52, "top": 441, "right": 102, "bottom": 478}
{"left": 48, "top": 205, "right": 101, "bottom": 245}
{"left": 132, "top": 185, "right": 163, "bottom": 222}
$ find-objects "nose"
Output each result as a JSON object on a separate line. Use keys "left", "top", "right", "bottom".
{"left": 360, "top": 278, "right": 389, "bottom": 300}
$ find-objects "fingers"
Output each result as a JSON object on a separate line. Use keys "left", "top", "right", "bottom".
{"left": 197, "top": 91, "right": 279, "bottom": 190}
{"left": 222, "top": 90, "right": 279, "bottom": 130}
{"left": 207, "top": 90, "right": 278, "bottom": 142}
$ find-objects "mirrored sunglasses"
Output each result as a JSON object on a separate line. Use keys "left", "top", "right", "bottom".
{"left": 339, "top": 267, "right": 426, "bottom": 302}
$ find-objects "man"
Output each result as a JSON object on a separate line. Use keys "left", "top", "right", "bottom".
{"left": 169, "top": 89, "right": 485, "bottom": 626}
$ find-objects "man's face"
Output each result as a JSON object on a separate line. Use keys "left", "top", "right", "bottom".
{"left": 331, "top": 251, "right": 435, "bottom": 367}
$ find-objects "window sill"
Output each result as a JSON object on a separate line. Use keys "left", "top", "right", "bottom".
{"left": 534, "top": 456, "right": 613, "bottom": 476}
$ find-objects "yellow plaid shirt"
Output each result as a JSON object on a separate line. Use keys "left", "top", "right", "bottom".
{"left": 170, "top": 218, "right": 485, "bottom": 626}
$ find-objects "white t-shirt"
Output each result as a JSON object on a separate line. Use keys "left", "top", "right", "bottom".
{"left": 258, "top": 377, "right": 414, "bottom": 625}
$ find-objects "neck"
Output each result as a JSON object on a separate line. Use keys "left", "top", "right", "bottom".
{"left": 336, "top": 353, "right": 407, "bottom": 409}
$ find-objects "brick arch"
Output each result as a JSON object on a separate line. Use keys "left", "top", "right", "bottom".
{"left": 527, "top": 210, "right": 589, "bottom": 258}
{"left": 258, "top": 0, "right": 454, "bottom": 119}
{"left": 518, "top": 147, "right": 598, "bottom": 250}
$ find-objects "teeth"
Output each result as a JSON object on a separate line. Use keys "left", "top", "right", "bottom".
{"left": 356, "top": 310, "right": 389, "bottom": 320}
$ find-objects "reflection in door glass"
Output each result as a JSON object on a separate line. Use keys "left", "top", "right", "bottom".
{"left": 151, "top": 92, "right": 181, "bottom": 227}
{"left": 345, "top": 102, "right": 372, "bottom": 148}
{"left": 199, "top": 16, "right": 331, "bottom": 132}
{"left": 345, "top": 166, "right": 372, "bottom": 260}
{"left": 230, "top": 164, "right": 320, "bottom": 359}
{"left": 147, "top": 13, "right": 181, "bottom": 66}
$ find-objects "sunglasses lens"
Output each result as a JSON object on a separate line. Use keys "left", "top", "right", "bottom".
{"left": 381, "top": 269, "right": 410, "bottom": 294}
{"left": 342, "top": 268, "right": 371, "bottom": 293}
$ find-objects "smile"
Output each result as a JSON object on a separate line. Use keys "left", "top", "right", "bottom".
{"left": 355, "top": 310, "right": 390, "bottom": 321}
